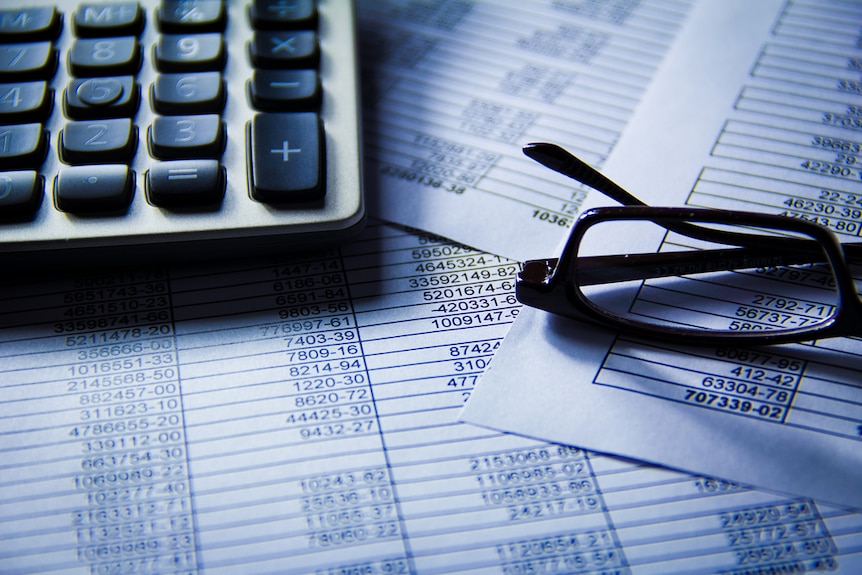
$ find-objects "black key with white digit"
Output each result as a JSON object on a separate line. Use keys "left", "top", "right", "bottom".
{"left": 0, "top": 170, "right": 42, "bottom": 220}
{"left": 65, "top": 76, "right": 140, "bottom": 119}
{"left": 155, "top": 33, "right": 225, "bottom": 72}
{"left": 60, "top": 118, "right": 137, "bottom": 164}
{"left": 0, "top": 122, "right": 47, "bottom": 169}
{"left": 0, "top": 81, "right": 52, "bottom": 123}
{"left": 151, "top": 71, "right": 225, "bottom": 114}
{"left": 148, "top": 114, "right": 224, "bottom": 159}
{"left": 0, "top": 42, "right": 56, "bottom": 81}
{"left": 68, "top": 37, "right": 141, "bottom": 77}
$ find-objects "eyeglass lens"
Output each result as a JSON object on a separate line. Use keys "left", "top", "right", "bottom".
{"left": 574, "top": 218, "right": 840, "bottom": 337}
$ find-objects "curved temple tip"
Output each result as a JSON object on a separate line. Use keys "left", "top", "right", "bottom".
{"left": 522, "top": 142, "right": 571, "bottom": 173}
{"left": 522, "top": 142, "right": 641, "bottom": 207}
{"left": 522, "top": 142, "right": 596, "bottom": 184}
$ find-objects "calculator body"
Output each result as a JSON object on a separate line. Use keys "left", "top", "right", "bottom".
{"left": 0, "top": 0, "right": 365, "bottom": 266}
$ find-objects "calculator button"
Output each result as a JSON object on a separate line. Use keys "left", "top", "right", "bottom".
{"left": 0, "top": 123, "right": 47, "bottom": 169}
{"left": 0, "top": 42, "right": 56, "bottom": 81}
{"left": 250, "top": 0, "right": 316, "bottom": 30}
{"left": 249, "top": 112, "right": 322, "bottom": 203}
{"left": 249, "top": 69, "right": 320, "bottom": 111}
{"left": 0, "top": 81, "right": 53, "bottom": 124}
{"left": 151, "top": 71, "right": 225, "bottom": 115}
{"left": 0, "top": 7, "right": 62, "bottom": 43}
{"left": 68, "top": 37, "right": 141, "bottom": 77}
{"left": 55, "top": 164, "right": 134, "bottom": 213}
{"left": 73, "top": 3, "right": 144, "bottom": 38}
{"left": 0, "top": 170, "right": 42, "bottom": 220}
{"left": 65, "top": 76, "right": 139, "bottom": 119}
{"left": 148, "top": 114, "right": 224, "bottom": 159}
{"left": 250, "top": 31, "right": 318, "bottom": 69}
{"left": 155, "top": 33, "right": 225, "bottom": 72}
{"left": 75, "top": 77, "right": 124, "bottom": 105}
{"left": 146, "top": 159, "right": 224, "bottom": 206}
{"left": 60, "top": 118, "right": 137, "bottom": 164}
{"left": 158, "top": 0, "right": 226, "bottom": 33}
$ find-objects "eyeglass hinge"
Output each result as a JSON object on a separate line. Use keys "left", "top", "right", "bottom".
{"left": 519, "top": 259, "right": 558, "bottom": 285}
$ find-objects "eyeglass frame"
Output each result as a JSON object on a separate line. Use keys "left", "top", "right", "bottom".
{"left": 517, "top": 143, "right": 862, "bottom": 346}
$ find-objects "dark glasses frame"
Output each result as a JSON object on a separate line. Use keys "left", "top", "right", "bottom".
{"left": 517, "top": 143, "right": 862, "bottom": 345}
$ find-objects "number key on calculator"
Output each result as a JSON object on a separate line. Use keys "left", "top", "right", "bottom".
{"left": 0, "top": 0, "right": 365, "bottom": 266}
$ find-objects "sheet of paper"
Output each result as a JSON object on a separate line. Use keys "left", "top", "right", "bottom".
{"left": 462, "top": 0, "right": 862, "bottom": 509}
{"left": 4, "top": 221, "right": 862, "bottom": 574}
{"left": 358, "top": 0, "right": 696, "bottom": 261}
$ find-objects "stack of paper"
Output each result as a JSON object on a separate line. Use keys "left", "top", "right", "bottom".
{"left": 2, "top": 1, "right": 860, "bottom": 573}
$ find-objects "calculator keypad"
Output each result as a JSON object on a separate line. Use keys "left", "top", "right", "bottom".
{"left": 0, "top": 0, "right": 364, "bottom": 264}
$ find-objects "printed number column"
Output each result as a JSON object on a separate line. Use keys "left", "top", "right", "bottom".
{"left": 342, "top": 227, "right": 628, "bottom": 572}
{"left": 717, "top": 498, "right": 838, "bottom": 573}
{"left": 273, "top": 253, "right": 400, "bottom": 548}
{"left": 271, "top": 253, "right": 404, "bottom": 554}
{"left": 61, "top": 271, "right": 197, "bottom": 575}
{"left": 168, "top": 252, "right": 407, "bottom": 573}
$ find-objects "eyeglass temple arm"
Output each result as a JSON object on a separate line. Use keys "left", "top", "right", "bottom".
{"left": 518, "top": 243, "right": 838, "bottom": 325}
{"left": 522, "top": 143, "right": 862, "bottom": 265}
{"left": 523, "top": 143, "right": 790, "bottom": 249}
{"left": 523, "top": 142, "right": 647, "bottom": 207}
{"left": 572, "top": 244, "right": 827, "bottom": 287}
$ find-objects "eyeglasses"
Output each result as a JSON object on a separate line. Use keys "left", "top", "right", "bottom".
{"left": 517, "top": 143, "right": 862, "bottom": 345}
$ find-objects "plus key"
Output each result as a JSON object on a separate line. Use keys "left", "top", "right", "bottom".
{"left": 249, "top": 112, "right": 323, "bottom": 203}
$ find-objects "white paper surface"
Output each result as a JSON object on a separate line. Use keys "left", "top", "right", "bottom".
{"left": 4, "top": 1, "right": 862, "bottom": 573}
{"left": 358, "top": 0, "right": 696, "bottom": 261}
{"left": 462, "top": 0, "right": 862, "bottom": 509}
{"left": 5, "top": 222, "right": 862, "bottom": 574}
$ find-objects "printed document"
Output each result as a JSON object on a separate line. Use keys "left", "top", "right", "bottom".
{"left": 3, "top": 221, "right": 862, "bottom": 574}
{"left": 3, "top": 1, "right": 862, "bottom": 574}
{"left": 359, "top": 0, "right": 695, "bottom": 261}
{"left": 462, "top": 0, "right": 862, "bottom": 509}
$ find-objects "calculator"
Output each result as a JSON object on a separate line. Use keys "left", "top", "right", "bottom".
{"left": 0, "top": 0, "right": 365, "bottom": 266}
